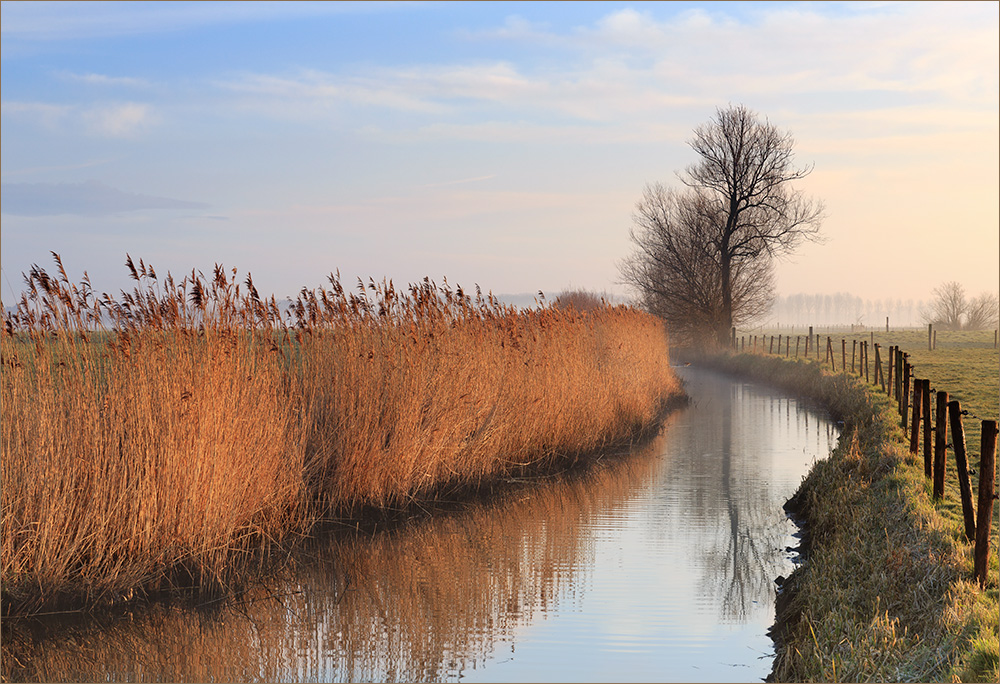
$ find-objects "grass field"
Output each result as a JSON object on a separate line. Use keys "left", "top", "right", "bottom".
{"left": 1, "top": 256, "right": 682, "bottom": 616}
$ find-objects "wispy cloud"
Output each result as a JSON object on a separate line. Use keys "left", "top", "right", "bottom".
{"left": 421, "top": 175, "right": 497, "bottom": 189}
{"left": 456, "top": 15, "right": 556, "bottom": 44}
{"left": 82, "top": 102, "right": 155, "bottom": 137}
{"left": 1, "top": 180, "right": 208, "bottom": 217}
{"left": 2, "top": 100, "right": 157, "bottom": 138}
{"left": 218, "top": 69, "right": 449, "bottom": 115}
{"left": 0, "top": 101, "right": 74, "bottom": 128}
{"left": 1, "top": 1, "right": 423, "bottom": 42}
{"left": 2, "top": 157, "right": 119, "bottom": 178}
{"left": 57, "top": 71, "right": 151, "bottom": 88}
{"left": 207, "top": 3, "right": 995, "bottom": 146}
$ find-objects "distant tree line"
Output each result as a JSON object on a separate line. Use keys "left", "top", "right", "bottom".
{"left": 762, "top": 284, "right": 999, "bottom": 330}
{"left": 766, "top": 293, "right": 926, "bottom": 328}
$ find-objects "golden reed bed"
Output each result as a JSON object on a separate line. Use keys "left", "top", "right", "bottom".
{"left": 1, "top": 254, "right": 681, "bottom": 615}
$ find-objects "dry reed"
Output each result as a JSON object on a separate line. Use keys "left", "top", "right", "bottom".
{"left": 2, "top": 254, "right": 681, "bottom": 615}
{"left": 2, "top": 436, "right": 668, "bottom": 682}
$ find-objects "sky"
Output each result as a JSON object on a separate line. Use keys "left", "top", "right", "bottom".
{"left": 2, "top": 1, "right": 998, "bottom": 312}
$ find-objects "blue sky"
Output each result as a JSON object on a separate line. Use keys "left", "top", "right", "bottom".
{"left": 2, "top": 1, "right": 997, "bottom": 311}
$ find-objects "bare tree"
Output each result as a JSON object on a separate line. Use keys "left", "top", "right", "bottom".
{"left": 681, "top": 105, "right": 825, "bottom": 344}
{"left": 924, "top": 281, "right": 967, "bottom": 330}
{"left": 965, "top": 291, "right": 999, "bottom": 331}
{"left": 620, "top": 105, "right": 823, "bottom": 345}
{"left": 619, "top": 183, "right": 774, "bottom": 343}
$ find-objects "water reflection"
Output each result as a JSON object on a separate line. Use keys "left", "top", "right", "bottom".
{"left": 2, "top": 367, "right": 838, "bottom": 683}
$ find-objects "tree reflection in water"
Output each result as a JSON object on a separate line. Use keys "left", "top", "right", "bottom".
{"left": 642, "top": 371, "right": 837, "bottom": 627}
{"left": 2, "top": 368, "right": 838, "bottom": 683}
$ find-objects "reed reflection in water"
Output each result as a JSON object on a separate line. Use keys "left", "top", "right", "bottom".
{"left": 2, "top": 367, "right": 838, "bottom": 683}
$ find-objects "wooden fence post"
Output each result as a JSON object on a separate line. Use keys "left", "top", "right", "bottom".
{"left": 827, "top": 337, "right": 835, "bottom": 371}
{"left": 769, "top": 335, "right": 774, "bottom": 354}
{"left": 785, "top": 336, "right": 790, "bottom": 358}
{"left": 893, "top": 344, "right": 906, "bottom": 400}
{"left": 875, "top": 344, "right": 884, "bottom": 391}
{"left": 933, "top": 390, "right": 948, "bottom": 499}
{"left": 922, "top": 380, "right": 932, "bottom": 478}
{"left": 900, "top": 359, "right": 911, "bottom": 430}
{"left": 796, "top": 335, "right": 800, "bottom": 358}
{"left": 850, "top": 339, "right": 855, "bottom": 373}
{"left": 886, "top": 346, "right": 894, "bottom": 397}
{"left": 909, "top": 377, "right": 923, "bottom": 455}
{"left": 974, "top": 420, "right": 998, "bottom": 587}
{"left": 864, "top": 341, "right": 870, "bottom": 383}
{"left": 928, "top": 323, "right": 933, "bottom": 351}
{"left": 732, "top": 326, "right": 736, "bottom": 350}
{"left": 948, "top": 400, "right": 977, "bottom": 541}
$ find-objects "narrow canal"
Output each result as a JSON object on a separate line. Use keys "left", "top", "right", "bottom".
{"left": 3, "top": 366, "right": 839, "bottom": 683}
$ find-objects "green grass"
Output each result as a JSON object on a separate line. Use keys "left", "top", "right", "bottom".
{"left": 695, "top": 350, "right": 998, "bottom": 682}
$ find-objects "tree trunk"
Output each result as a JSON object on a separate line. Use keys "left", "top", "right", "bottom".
{"left": 717, "top": 238, "right": 734, "bottom": 345}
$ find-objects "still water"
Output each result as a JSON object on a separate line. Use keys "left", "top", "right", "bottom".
{"left": 3, "top": 366, "right": 839, "bottom": 683}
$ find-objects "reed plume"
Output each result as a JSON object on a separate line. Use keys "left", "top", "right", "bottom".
{"left": 2, "top": 254, "right": 681, "bottom": 614}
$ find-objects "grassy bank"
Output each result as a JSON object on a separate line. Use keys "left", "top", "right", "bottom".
{"left": 736, "top": 327, "right": 1000, "bottom": 546}
{"left": 698, "top": 352, "right": 998, "bottom": 682}
{"left": 1, "top": 256, "right": 682, "bottom": 616}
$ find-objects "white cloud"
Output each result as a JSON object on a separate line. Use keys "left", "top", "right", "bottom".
{"left": 1, "top": 1, "right": 422, "bottom": 42}
{"left": 58, "top": 71, "right": 150, "bottom": 88}
{"left": 216, "top": 60, "right": 712, "bottom": 134}
{"left": 0, "top": 101, "right": 73, "bottom": 128}
{"left": 205, "top": 2, "right": 995, "bottom": 147}
{"left": 218, "top": 70, "right": 449, "bottom": 115}
{"left": 83, "top": 102, "right": 155, "bottom": 137}
{"left": 2, "top": 100, "right": 156, "bottom": 138}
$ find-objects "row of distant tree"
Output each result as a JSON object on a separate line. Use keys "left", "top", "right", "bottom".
{"left": 551, "top": 285, "right": 997, "bottom": 331}
{"left": 766, "top": 293, "right": 926, "bottom": 328}
{"left": 762, "top": 285, "right": 999, "bottom": 330}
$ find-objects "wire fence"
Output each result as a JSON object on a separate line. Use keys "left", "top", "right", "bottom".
{"left": 731, "top": 328, "right": 997, "bottom": 589}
